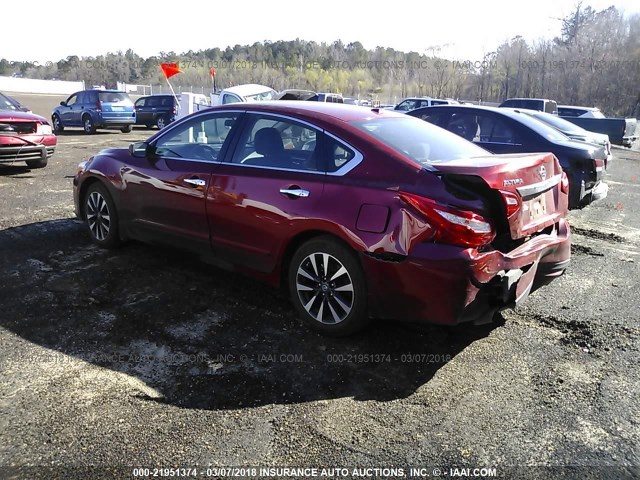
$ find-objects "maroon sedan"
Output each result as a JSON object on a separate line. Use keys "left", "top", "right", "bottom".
{"left": 73, "top": 102, "right": 571, "bottom": 335}
{"left": 0, "top": 98, "right": 56, "bottom": 169}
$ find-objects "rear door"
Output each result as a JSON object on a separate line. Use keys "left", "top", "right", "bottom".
{"left": 121, "top": 111, "right": 242, "bottom": 250}
{"left": 207, "top": 113, "right": 326, "bottom": 273}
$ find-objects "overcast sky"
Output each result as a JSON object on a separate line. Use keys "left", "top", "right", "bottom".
{"left": 6, "top": 0, "right": 640, "bottom": 63}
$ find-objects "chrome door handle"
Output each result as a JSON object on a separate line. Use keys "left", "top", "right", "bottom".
{"left": 280, "top": 188, "right": 310, "bottom": 198}
{"left": 184, "top": 178, "right": 206, "bottom": 187}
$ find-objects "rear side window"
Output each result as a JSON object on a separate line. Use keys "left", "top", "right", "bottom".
{"left": 325, "top": 138, "right": 356, "bottom": 173}
{"left": 231, "top": 115, "right": 320, "bottom": 172}
{"left": 475, "top": 116, "right": 520, "bottom": 144}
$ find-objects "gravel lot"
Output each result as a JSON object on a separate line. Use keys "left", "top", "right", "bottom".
{"left": 1, "top": 93, "right": 639, "bottom": 479}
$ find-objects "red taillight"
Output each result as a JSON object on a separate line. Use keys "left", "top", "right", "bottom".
{"left": 561, "top": 171, "right": 570, "bottom": 194}
{"left": 594, "top": 158, "right": 605, "bottom": 174}
{"left": 95, "top": 101, "right": 102, "bottom": 112}
{"left": 399, "top": 192, "right": 495, "bottom": 248}
{"left": 499, "top": 190, "right": 521, "bottom": 217}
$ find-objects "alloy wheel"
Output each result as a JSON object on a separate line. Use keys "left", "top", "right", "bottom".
{"left": 295, "top": 252, "right": 355, "bottom": 324}
{"left": 86, "top": 191, "right": 111, "bottom": 241}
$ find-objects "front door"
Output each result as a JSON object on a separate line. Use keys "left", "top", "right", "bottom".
{"left": 121, "top": 111, "right": 242, "bottom": 251}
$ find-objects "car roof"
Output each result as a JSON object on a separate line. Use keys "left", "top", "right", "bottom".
{"left": 411, "top": 104, "right": 557, "bottom": 123}
{"left": 502, "top": 98, "right": 555, "bottom": 102}
{"left": 138, "top": 94, "right": 174, "bottom": 99}
{"left": 209, "top": 100, "right": 407, "bottom": 123}
{"left": 84, "top": 89, "right": 124, "bottom": 93}
{"left": 223, "top": 84, "right": 276, "bottom": 96}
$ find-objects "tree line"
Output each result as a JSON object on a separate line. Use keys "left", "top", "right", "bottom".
{"left": 2, "top": 4, "right": 638, "bottom": 116}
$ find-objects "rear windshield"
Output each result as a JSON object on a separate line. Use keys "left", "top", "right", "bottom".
{"left": 245, "top": 89, "right": 278, "bottom": 102}
{"left": 352, "top": 116, "right": 490, "bottom": 165}
{"left": 502, "top": 99, "right": 541, "bottom": 109}
{"left": 530, "top": 111, "right": 584, "bottom": 135}
{"left": 508, "top": 111, "right": 568, "bottom": 142}
{"left": 98, "top": 92, "right": 132, "bottom": 104}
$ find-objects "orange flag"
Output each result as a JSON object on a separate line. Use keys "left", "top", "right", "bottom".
{"left": 160, "top": 63, "right": 182, "bottom": 79}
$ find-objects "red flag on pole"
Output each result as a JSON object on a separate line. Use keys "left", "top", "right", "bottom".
{"left": 160, "top": 63, "right": 182, "bottom": 79}
{"left": 209, "top": 67, "right": 216, "bottom": 80}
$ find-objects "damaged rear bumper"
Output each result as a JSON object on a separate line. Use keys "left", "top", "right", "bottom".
{"left": 362, "top": 219, "right": 571, "bottom": 326}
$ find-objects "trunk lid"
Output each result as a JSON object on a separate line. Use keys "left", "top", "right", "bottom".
{"left": 432, "top": 152, "right": 566, "bottom": 240}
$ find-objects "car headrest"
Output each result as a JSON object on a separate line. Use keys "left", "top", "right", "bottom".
{"left": 255, "top": 128, "right": 284, "bottom": 156}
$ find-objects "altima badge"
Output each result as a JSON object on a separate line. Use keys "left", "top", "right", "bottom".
{"left": 503, "top": 178, "right": 524, "bottom": 186}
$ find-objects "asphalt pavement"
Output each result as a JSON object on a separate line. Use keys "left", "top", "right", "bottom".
{"left": 0, "top": 94, "right": 639, "bottom": 479}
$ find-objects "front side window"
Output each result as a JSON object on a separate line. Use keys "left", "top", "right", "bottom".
{"left": 154, "top": 113, "right": 239, "bottom": 162}
{"left": 395, "top": 100, "right": 417, "bottom": 111}
{"left": 231, "top": 115, "right": 320, "bottom": 172}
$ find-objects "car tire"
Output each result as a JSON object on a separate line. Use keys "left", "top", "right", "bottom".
{"left": 82, "top": 115, "right": 96, "bottom": 134}
{"left": 288, "top": 236, "right": 369, "bottom": 336}
{"left": 26, "top": 158, "right": 48, "bottom": 169}
{"left": 121, "top": 125, "right": 132, "bottom": 133}
{"left": 156, "top": 115, "right": 169, "bottom": 130}
{"left": 52, "top": 114, "right": 64, "bottom": 133}
{"left": 84, "top": 182, "right": 120, "bottom": 249}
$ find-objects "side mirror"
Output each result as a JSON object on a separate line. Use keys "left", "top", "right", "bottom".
{"left": 60, "top": 101, "right": 67, "bottom": 106}
{"left": 129, "top": 141, "right": 151, "bottom": 158}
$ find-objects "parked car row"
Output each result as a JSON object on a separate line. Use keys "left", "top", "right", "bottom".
{"left": 406, "top": 105, "right": 608, "bottom": 209}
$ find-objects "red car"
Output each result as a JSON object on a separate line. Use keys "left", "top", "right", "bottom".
{"left": 73, "top": 102, "right": 571, "bottom": 335}
{"left": 0, "top": 95, "right": 56, "bottom": 169}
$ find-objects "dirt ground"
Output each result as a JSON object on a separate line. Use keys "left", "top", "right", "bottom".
{"left": 1, "top": 93, "right": 639, "bottom": 479}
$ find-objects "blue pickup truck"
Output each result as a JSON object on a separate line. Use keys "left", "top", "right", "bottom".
{"left": 558, "top": 105, "right": 638, "bottom": 148}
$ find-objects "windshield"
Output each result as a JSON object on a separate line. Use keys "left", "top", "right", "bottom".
{"left": 0, "top": 93, "right": 19, "bottom": 111}
{"left": 529, "top": 111, "right": 584, "bottom": 135}
{"left": 98, "top": 92, "right": 133, "bottom": 104}
{"left": 352, "top": 116, "right": 491, "bottom": 165}
{"left": 245, "top": 89, "right": 278, "bottom": 102}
